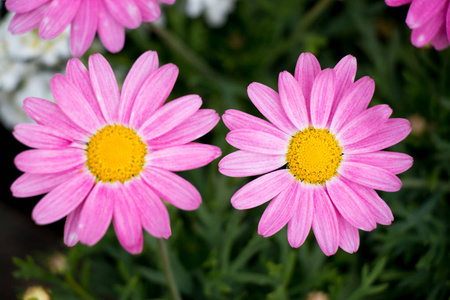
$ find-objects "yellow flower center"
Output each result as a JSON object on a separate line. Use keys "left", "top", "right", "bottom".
{"left": 286, "top": 126, "right": 343, "bottom": 185}
{"left": 86, "top": 124, "right": 147, "bottom": 183}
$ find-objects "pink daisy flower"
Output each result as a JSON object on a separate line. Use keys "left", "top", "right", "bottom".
{"left": 219, "top": 53, "right": 412, "bottom": 256}
{"left": 11, "top": 51, "right": 221, "bottom": 254}
{"left": 385, "top": 0, "right": 450, "bottom": 50}
{"left": 5, "top": 0, "right": 175, "bottom": 56}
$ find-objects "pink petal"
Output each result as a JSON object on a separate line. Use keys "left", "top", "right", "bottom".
{"left": 431, "top": 24, "right": 450, "bottom": 50}
{"left": 11, "top": 167, "right": 81, "bottom": 198}
{"left": 345, "top": 151, "right": 413, "bottom": 175}
{"left": 221, "top": 109, "right": 289, "bottom": 140}
{"left": 135, "top": 0, "right": 161, "bottom": 22}
{"left": 118, "top": 51, "right": 159, "bottom": 124}
{"left": 329, "top": 76, "right": 375, "bottom": 133}
{"left": 287, "top": 185, "right": 313, "bottom": 248}
{"left": 70, "top": 0, "right": 98, "bottom": 56}
{"left": 128, "top": 178, "right": 171, "bottom": 238}
{"left": 8, "top": 4, "right": 49, "bottom": 34}
{"left": 258, "top": 181, "right": 296, "bottom": 237}
{"left": 141, "top": 167, "right": 202, "bottom": 210}
{"left": 310, "top": 68, "right": 336, "bottom": 128}
{"left": 339, "top": 161, "right": 402, "bottom": 192}
{"left": 231, "top": 169, "right": 294, "bottom": 210}
{"left": 311, "top": 187, "right": 339, "bottom": 256}
{"left": 333, "top": 55, "right": 357, "bottom": 105}
{"left": 226, "top": 129, "right": 289, "bottom": 155}
{"left": 38, "top": 0, "right": 81, "bottom": 39}
{"left": 97, "top": 0, "right": 125, "bottom": 53}
{"left": 247, "top": 82, "right": 297, "bottom": 135}
{"left": 148, "top": 143, "right": 221, "bottom": 172}
{"left": 15, "top": 148, "right": 85, "bottom": 174}
{"left": 278, "top": 71, "right": 309, "bottom": 130}
{"left": 447, "top": 4, "right": 450, "bottom": 43}
{"left": 130, "top": 64, "right": 179, "bottom": 128}
{"left": 294, "top": 52, "right": 321, "bottom": 110}
{"left": 6, "top": 0, "right": 50, "bottom": 13}
{"left": 13, "top": 123, "right": 72, "bottom": 149}
{"left": 104, "top": 0, "right": 142, "bottom": 29}
{"left": 66, "top": 58, "right": 106, "bottom": 125}
{"left": 348, "top": 182, "right": 393, "bottom": 225}
{"left": 64, "top": 204, "right": 83, "bottom": 247}
{"left": 219, "top": 150, "right": 286, "bottom": 177}
{"left": 139, "top": 95, "right": 202, "bottom": 141}
{"left": 336, "top": 212, "right": 360, "bottom": 254}
{"left": 50, "top": 74, "right": 103, "bottom": 134}
{"left": 411, "top": 7, "right": 446, "bottom": 48}
{"left": 385, "top": 0, "right": 412, "bottom": 7}
{"left": 89, "top": 53, "right": 120, "bottom": 123}
{"left": 147, "top": 109, "right": 220, "bottom": 149}
{"left": 112, "top": 183, "right": 143, "bottom": 254}
{"left": 32, "top": 170, "right": 94, "bottom": 225}
{"left": 406, "top": 0, "right": 446, "bottom": 29}
{"left": 344, "top": 118, "right": 411, "bottom": 154}
{"left": 23, "top": 97, "right": 88, "bottom": 142}
{"left": 77, "top": 183, "right": 113, "bottom": 246}
{"left": 338, "top": 104, "right": 392, "bottom": 146}
{"left": 326, "top": 177, "right": 377, "bottom": 231}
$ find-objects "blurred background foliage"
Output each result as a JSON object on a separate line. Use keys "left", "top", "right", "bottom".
{"left": 1, "top": 0, "right": 449, "bottom": 299}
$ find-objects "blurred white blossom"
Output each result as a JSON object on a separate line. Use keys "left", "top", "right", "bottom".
{"left": 0, "top": 71, "right": 54, "bottom": 128}
{"left": 185, "top": 0, "right": 237, "bottom": 27}
{"left": 22, "top": 286, "right": 51, "bottom": 300}
{"left": 0, "top": 13, "right": 70, "bottom": 129}
{"left": 0, "top": 13, "right": 71, "bottom": 67}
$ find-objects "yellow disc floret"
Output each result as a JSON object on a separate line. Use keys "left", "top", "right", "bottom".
{"left": 86, "top": 124, "right": 147, "bottom": 183}
{"left": 286, "top": 126, "right": 343, "bottom": 185}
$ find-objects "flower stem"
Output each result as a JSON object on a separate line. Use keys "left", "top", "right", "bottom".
{"left": 401, "top": 178, "right": 450, "bottom": 192}
{"left": 148, "top": 23, "right": 219, "bottom": 79}
{"left": 65, "top": 273, "right": 96, "bottom": 300}
{"left": 148, "top": 23, "right": 244, "bottom": 110}
{"left": 282, "top": 250, "right": 296, "bottom": 288}
{"left": 294, "top": 0, "right": 335, "bottom": 34}
{"left": 157, "top": 238, "right": 182, "bottom": 300}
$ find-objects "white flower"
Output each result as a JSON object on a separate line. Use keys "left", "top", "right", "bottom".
{"left": 0, "top": 71, "right": 54, "bottom": 129}
{"left": 0, "top": 13, "right": 70, "bottom": 129}
{"left": 0, "top": 60, "right": 27, "bottom": 92}
{"left": 0, "top": 13, "right": 71, "bottom": 66}
{"left": 0, "top": 13, "right": 70, "bottom": 92}
{"left": 185, "top": 0, "right": 237, "bottom": 27}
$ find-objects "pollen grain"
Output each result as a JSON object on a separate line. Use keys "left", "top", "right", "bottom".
{"left": 286, "top": 126, "right": 343, "bottom": 185}
{"left": 86, "top": 124, "right": 147, "bottom": 183}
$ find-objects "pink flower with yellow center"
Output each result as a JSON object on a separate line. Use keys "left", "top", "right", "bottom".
{"left": 219, "top": 53, "right": 412, "bottom": 256}
{"left": 385, "top": 0, "right": 450, "bottom": 50}
{"left": 5, "top": 0, "right": 175, "bottom": 56}
{"left": 11, "top": 51, "right": 221, "bottom": 254}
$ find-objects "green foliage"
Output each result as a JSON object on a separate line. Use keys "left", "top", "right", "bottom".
{"left": 8, "top": 0, "right": 450, "bottom": 299}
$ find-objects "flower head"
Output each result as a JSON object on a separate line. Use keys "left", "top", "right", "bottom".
{"left": 385, "top": 0, "right": 450, "bottom": 50}
{"left": 219, "top": 53, "right": 412, "bottom": 256}
{"left": 23, "top": 286, "right": 51, "bottom": 300}
{"left": 0, "top": 13, "right": 70, "bottom": 129}
{"left": 47, "top": 253, "right": 68, "bottom": 274}
{"left": 11, "top": 51, "right": 221, "bottom": 254}
{"left": 0, "top": 71, "right": 55, "bottom": 129}
{"left": 0, "top": 13, "right": 71, "bottom": 67}
{"left": 5, "top": 0, "right": 176, "bottom": 56}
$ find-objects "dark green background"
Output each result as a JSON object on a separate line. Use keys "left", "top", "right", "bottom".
{"left": 1, "top": 0, "right": 449, "bottom": 299}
